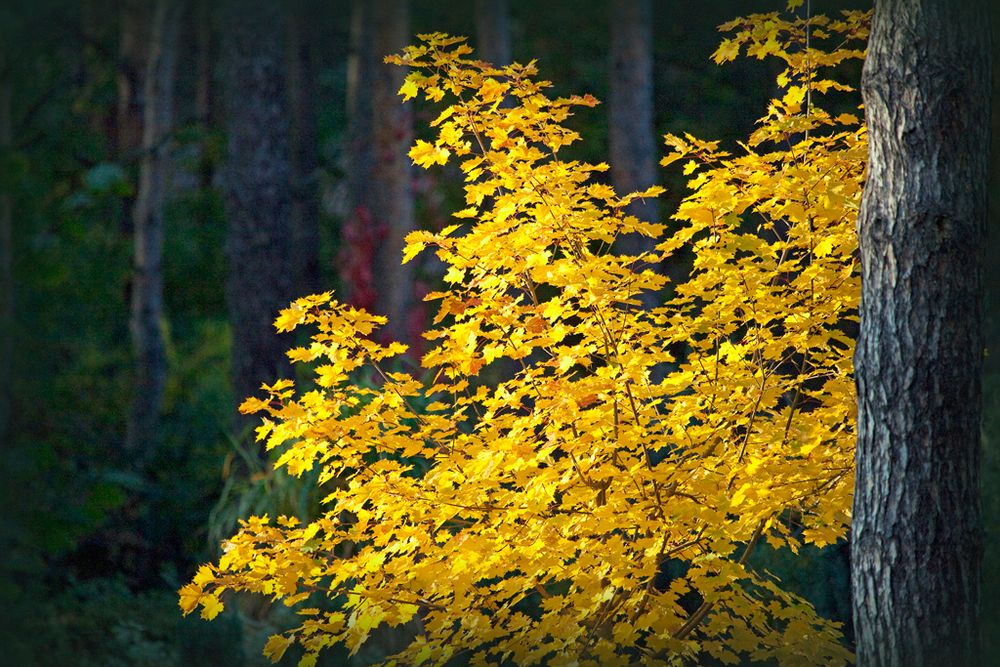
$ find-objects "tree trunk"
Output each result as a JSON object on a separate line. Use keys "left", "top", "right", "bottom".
{"left": 125, "top": 0, "right": 181, "bottom": 456}
{"left": 984, "top": 7, "right": 1000, "bottom": 661}
{"left": 219, "top": 0, "right": 294, "bottom": 434}
{"left": 0, "top": 53, "right": 12, "bottom": 448}
{"left": 851, "top": 1, "right": 992, "bottom": 665}
{"left": 608, "top": 0, "right": 659, "bottom": 301}
{"left": 371, "top": 0, "right": 415, "bottom": 345}
{"left": 190, "top": 0, "right": 217, "bottom": 192}
{"left": 287, "top": 1, "right": 321, "bottom": 297}
{"left": 475, "top": 0, "right": 512, "bottom": 67}
{"left": 117, "top": 0, "right": 150, "bottom": 158}
{"left": 339, "top": 0, "right": 377, "bottom": 312}
{"left": 117, "top": 0, "right": 152, "bottom": 236}
{"left": 194, "top": 0, "right": 213, "bottom": 126}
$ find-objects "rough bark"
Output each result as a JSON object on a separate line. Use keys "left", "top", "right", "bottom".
{"left": 1, "top": 53, "right": 12, "bottom": 447}
{"left": 371, "top": 0, "right": 415, "bottom": 345}
{"left": 475, "top": 0, "right": 512, "bottom": 67}
{"left": 851, "top": 1, "right": 992, "bottom": 665}
{"left": 287, "top": 1, "right": 321, "bottom": 296}
{"left": 125, "top": 0, "right": 181, "bottom": 456}
{"left": 219, "top": 0, "right": 294, "bottom": 434}
{"left": 985, "top": 9, "right": 1000, "bottom": 659}
{"left": 608, "top": 0, "right": 660, "bottom": 303}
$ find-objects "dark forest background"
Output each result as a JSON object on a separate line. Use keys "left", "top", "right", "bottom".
{"left": 1, "top": 1, "right": 998, "bottom": 665}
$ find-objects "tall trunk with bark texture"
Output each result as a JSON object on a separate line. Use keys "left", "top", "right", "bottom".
{"left": 340, "top": 0, "right": 377, "bottom": 312}
{"left": 475, "top": 0, "right": 511, "bottom": 67}
{"left": 985, "top": 8, "right": 1000, "bottom": 658}
{"left": 1, "top": 54, "right": 12, "bottom": 447}
{"left": 219, "top": 0, "right": 294, "bottom": 435}
{"left": 851, "top": 1, "right": 992, "bottom": 665}
{"left": 125, "top": 0, "right": 181, "bottom": 456}
{"left": 287, "top": 1, "right": 321, "bottom": 297}
{"left": 371, "top": 0, "right": 414, "bottom": 345}
{"left": 608, "top": 0, "right": 659, "bottom": 296}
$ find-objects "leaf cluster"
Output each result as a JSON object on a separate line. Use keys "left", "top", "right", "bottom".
{"left": 181, "top": 8, "right": 870, "bottom": 666}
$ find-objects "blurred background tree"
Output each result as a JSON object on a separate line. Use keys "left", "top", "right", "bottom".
{"left": 1, "top": 0, "right": 996, "bottom": 665}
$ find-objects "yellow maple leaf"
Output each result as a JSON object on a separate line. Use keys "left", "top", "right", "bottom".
{"left": 177, "top": 583, "right": 201, "bottom": 614}
{"left": 200, "top": 593, "right": 224, "bottom": 621}
{"left": 398, "top": 78, "right": 419, "bottom": 101}
{"left": 409, "top": 139, "right": 451, "bottom": 168}
{"left": 263, "top": 634, "right": 292, "bottom": 663}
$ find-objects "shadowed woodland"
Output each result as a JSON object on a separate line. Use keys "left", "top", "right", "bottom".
{"left": 1, "top": 0, "right": 999, "bottom": 665}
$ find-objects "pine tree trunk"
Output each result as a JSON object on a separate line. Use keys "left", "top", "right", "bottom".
{"left": 608, "top": 0, "right": 659, "bottom": 301}
{"left": 371, "top": 0, "right": 415, "bottom": 345}
{"left": 475, "top": 0, "right": 512, "bottom": 67}
{"left": 851, "top": 1, "right": 992, "bottom": 665}
{"left": 125, "top": 0, "right": 180, "bottom": 456}
{"left": 339, "top": 0, "right": 377, "bottom": 312}
{"left": 287, "top": 1, "right": 321, "bottom": 297}
{"left": 985, "top": 9, "right": 1000, "bottom": 659}
{"left": 219, "top": 0, "right": 294, "bottom": 434}
{"left": 0, "top": 53, "right": 12, "bottom": 448}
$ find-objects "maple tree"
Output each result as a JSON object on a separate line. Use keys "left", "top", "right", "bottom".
{"left": 180, "top": 6, "right": 869, "bottom": 665}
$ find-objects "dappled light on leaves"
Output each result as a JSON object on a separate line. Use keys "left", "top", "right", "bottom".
{"left": 181, "top": 8, "right": 869, "bottom": 665}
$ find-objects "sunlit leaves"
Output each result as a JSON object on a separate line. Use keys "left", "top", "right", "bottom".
{"left": 182, "top": 15, "right": 869, "bottom": 667}
{"left": 409, "top": 139, "right": 451, "bottom": 168}
{"left": 263, "top": 634, "right": 293, "bottom": 663}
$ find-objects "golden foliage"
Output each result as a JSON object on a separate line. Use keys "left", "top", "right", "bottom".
{"left": 180, "top": 8, "right": 870, "bottom": 666}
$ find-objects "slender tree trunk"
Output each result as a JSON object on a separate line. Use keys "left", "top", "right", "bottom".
{"left": 125, "top": 0, "right": 181, "bottom": 456}
{"left": 192, "top": 0, "right": 216, "bottom": 191}
{"left": 339, "top": 0, "right": 377, "bottom": 312}
{"left": 219, "top": 0, "right": 294, "bottom": 435}
{"left": 371, "top": 0, "right": 414, "bottom": 345}
{"left": 287, "top": 1, "right": 321, "bottom": 297}
{"left": 1, "top": 53, "right": 12, "bottom": 447}
{"left": 118, "top": 0, "right": 150, "bottom": 159}
{"left": 194, "top": 0, "right": 213, "bottom": 126}
{"left": 475, "top": 0, "right": 512, "bottom": 67}
{"left": 851, "top": 1, "right": 992, "bottom": 665}
{"left": 117, "top": 0, "right": 152, "bottom": 242}
{"left": 608, "top": 0, "right": 659, "bottom": 305}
